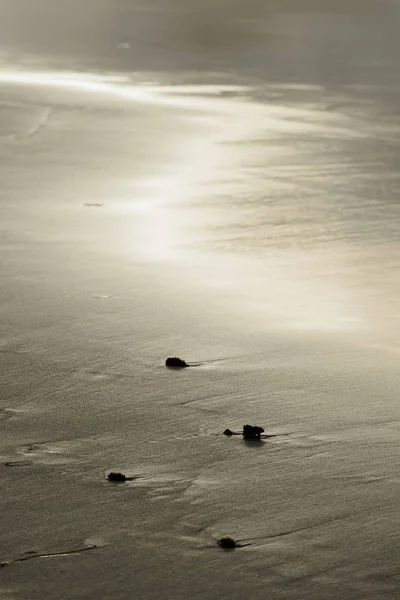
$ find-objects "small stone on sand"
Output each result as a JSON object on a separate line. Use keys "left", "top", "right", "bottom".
{"left": 218, "top": 537, "right": 238, "bottom": 549}
{"left": 107, "top": 472, "right": 128, "bottom": 482}
{"left": 165, "top": 357, "right": 188, "bottom": 368}
{"left": 242, "top": 425, "right": 264, "bottom": 440}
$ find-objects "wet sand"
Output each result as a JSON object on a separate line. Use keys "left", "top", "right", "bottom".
{"left": 1, "top": 2, "right": 400, "bottom": 599}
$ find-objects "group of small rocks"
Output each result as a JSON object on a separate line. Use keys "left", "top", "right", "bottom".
{"left": 107, "top": 358, "right": 265, "bottom": 549}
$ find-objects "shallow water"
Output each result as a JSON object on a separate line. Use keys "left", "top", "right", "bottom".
{"left": 1, "top": 2, "right": 400, "bottom": 599}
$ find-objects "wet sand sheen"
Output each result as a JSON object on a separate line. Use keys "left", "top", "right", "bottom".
{"left": 1, "top": 66, "right": 400, "bottom": 600}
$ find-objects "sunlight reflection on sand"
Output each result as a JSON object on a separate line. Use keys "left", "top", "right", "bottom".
{"left": 0, "top": 70, "right": 250, "bottom": 114}
{"left": 0, "top": 68, "right": 365, "bottom": 331}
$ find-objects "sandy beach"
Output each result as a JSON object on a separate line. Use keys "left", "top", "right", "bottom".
{"left": 1, "top": 2, "right": 400, "bottom": 599}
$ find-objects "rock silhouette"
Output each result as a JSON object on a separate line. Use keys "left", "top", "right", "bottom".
{"left": 107, "top": 472, "right": 133, "bottom": 482}
{"left": 223, "top": 425, "right": 265, "bottom": 439}
{"left": 165, "top": 357, "right": 188, "bottom": 368}
{"left": 223, "top": 429, "right": 233, "bottom": 436}
{"left": 242, "top": 425, "right": 264, "bottom": 440}
{"left": 218, "top": 537, "right": 238, "bottom": 549}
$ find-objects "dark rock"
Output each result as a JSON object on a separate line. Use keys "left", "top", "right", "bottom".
{"left": 165, "top": 357, "right": 188, "bottom": 368}
{"left": 223, "top": 429, "right": 233, "bottom": 436}
{"left": 242, "top": 425, "right": 264, "bottom": 440}
{"left": 218, "top": 537, "right": 238, "bottom": 549}
{"left": 107, "top": 472, "right": 128, "bottom": 482}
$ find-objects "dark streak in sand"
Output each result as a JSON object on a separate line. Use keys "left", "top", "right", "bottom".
{"left": 238, "top": 511, "right": 365, "bottom": 548}
{"left": 21, "top": 443, "right": 51, "bottom": 455}
{"left": 4, "top": 460, "right": 34, "bottom": 467}
{"left": 0, "top": 545, "right": 99, "bottom": 568}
